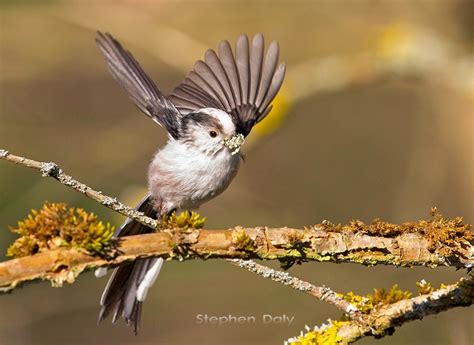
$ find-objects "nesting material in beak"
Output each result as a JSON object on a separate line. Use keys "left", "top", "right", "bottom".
{"left": 223, "top": 133, "right": 245, "bottom": 155}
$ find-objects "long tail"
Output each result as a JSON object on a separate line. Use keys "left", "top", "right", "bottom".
{"left": 98, "top": 194, "right": 164, "bottom": 334}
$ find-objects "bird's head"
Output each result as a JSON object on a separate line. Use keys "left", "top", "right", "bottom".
{"left": 180, "top": 108, "right": 245, "bottom": 156}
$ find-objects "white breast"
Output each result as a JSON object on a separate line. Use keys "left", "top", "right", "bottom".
{"left": 148, "top": 140, "right": 241, "bottom": 213}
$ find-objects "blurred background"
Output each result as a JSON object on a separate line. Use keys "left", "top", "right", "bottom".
{"left": 0, "top": 0, "right": 473, "bottom": 344}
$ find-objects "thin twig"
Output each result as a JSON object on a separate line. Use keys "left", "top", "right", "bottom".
{"left": 227, "top": 259, "right": 362, "bottom": 319}
{"left": 0, "top": 149, "right": 157, "bottom": 229}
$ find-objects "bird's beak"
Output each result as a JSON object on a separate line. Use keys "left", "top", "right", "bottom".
{"left": 222, "top": 133, "right": 245, "bottom": 155}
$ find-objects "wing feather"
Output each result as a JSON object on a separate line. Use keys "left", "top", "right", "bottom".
{"left": 255, "top": 41, "right": 279, "bottom": 109}
{"left": 186, "top": 71, "right": 228, "bottom": 110}
{"left": 169, "top": 33, "right": 286, "bottom": 136}
{"left": 204, "top": 49, "right": 236, "bottom": 109}
{"left": 96, "top": 31, "right": 182, "bottom": 139}
{"left": 235, "top": 35, "right": 250, "bottom": 105}
{"left": 170, "top": 90, "right": 205, "bottom": 109}
{"left": 218, "top": 40, "right": 242, "bottom": 107}
{"left": 258, "top": 62, "right": 286, "bottom": 114}
{"left": 194, "top": 60, "right": 232, "bottom": 111}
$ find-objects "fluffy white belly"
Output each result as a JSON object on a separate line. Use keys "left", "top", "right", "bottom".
{"left": 148, "top": 141, "right": 240, "bottom": 213}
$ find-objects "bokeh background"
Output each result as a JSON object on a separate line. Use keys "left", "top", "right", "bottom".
{"left": 0, "top": 1, "right": 473, "bottom": 344}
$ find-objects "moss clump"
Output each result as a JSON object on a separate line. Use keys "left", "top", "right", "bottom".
{"left": 289, "top": 320, "right": 350, "bottom": 345}
{"left": 369, "top": 284, "right": 412, "bottom": 305}
{"left": 416, "top": 280, "right": 435, "bottom": 295}
{"left": 158, "top": 211, "right": 205, "bottom": 261}
{"left": 7, "top": 202, "right": 115, "bottom": 258}
{"left": 339, "top": 285, "right": 412, "bottom": 314}
{"left": 160, "top": 211, "right": 206, "bottom": 229}
{"left": 232, "top": 228, "right": 255, "bottom": 251}
{"left": 422, "top": 208, "right": 472, "bottom": 256}
{"left": 316, "top": 208, "right": 472, "bottom": 257}
{"left": 284, "top": 230, "right": 305, "bottom": 248}
{"left": 416, "top": 280, "right": 458, "bottom": 295}
{"left": 279, "top": 230, "right": 309, "bottom": 270}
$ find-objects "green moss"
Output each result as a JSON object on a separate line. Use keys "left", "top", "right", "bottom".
{"left": 277, "top": 230, "right": 312, "bottom": 269}
{"left": 231, "top": 228, "right": 255, "bottom": 251}
{"left": 160, "top": 211, "right": 206, "bottom": 229}
{"left": 7, "top": 202, "right": 115, "bottom": 258}
{"left": 315, "top": 208, "right": 472, "bottom": 260}
{"left": 157, "top": 211, "right": 206, "bottom": 261}
{"left": 6, "top": 235, "right": 39, "bottom": 258}
{"left": 284, "top": 230, "right": 305, "bottom": 248}
{"left": 422, "top": 208, "right": 472, "bottom": 256}
{"left": 169, "top": 243, "right": 191, "bottom": 261}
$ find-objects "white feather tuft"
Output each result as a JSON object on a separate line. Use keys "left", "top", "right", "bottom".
{"left": 95, "top": 267, "right": 108, "bottom": 278}
{"left": 136, "top": 258, "right": 164, "bottom": 302}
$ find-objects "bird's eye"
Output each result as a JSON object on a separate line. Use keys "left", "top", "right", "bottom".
{"left": 209, "top": 130, "right": 218, "bottom": 138}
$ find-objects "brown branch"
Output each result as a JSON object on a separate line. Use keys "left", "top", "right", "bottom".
{"left": 288, "top": 272, "right": 474, "bottom": 344}
{"left": 0, "top": 230, "right": 365, "bottom": 318}
{"left": 2, "top": 149, "right": 471, "bottom": 271}
{"left": 1, "top": 226, "right": 472, "bottom": 293}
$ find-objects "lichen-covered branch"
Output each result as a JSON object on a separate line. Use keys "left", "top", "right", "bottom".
{"left": 2, "top": 149, "right": 471, "bottom": 271}
{"left": 0, "top": 149, "right": 158, "bottom": 230}
{"left": 1, "top": 224, "right": 472, "bottom": 293}
{"left": 288, "top": 272, "right": 474, "bottom": 344}
{"left": 228, "top": 259, "right": 363, "bottom": 320}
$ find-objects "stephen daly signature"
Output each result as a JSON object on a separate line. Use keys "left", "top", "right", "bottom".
{"left": 196, "top": 314, "right": 295, "bottom": 326}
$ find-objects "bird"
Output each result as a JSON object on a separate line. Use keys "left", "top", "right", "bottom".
{"left": 95, "top": 31, "right": 286, "bottom": 334}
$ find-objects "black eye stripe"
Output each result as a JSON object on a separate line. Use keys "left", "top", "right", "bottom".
{"left": 184, "top": 112, "right": 224, "bottom": 132}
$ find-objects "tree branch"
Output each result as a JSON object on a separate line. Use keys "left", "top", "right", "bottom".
{"left": 1, "top": 229, "right": 365, "bottom": 319}
{"left": 1, "top": 225, "right": 472, "bottom": 293}
{"left": 287, "top": 272, "right": 474, "bottom": 344}
{"left": 2, "top": 148, "right": 471, "bottom": 270}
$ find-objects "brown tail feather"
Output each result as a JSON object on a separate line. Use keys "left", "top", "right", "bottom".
{"left": 98, "top": 194, "right": 159, "bottom": 334}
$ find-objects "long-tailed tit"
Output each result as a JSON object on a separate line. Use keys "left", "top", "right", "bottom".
{"left": 95, "top": 31, "right": 285, "bottom": 334}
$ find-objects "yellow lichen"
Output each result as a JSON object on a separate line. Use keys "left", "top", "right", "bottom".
{"left": 7, "top": 202, "right": 115, "bottom": 258}
{"left": 160, "top": 211, "right": 206, "bottom": 229}
{"left": 371, "top": 284, "right": 412, "bottom": 305}
{"left": 339, "top": 285, "right": 412, "bottom": 314}
{"left": 290, "top": 320, "right": 350, "bottom": 345}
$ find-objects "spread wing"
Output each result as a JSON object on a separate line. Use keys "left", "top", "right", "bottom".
{"left": 96, "top": 32, "right": 182, "bottom": 139}
{"left": 169, "top": 34, "right": 286, "bottom": 137}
